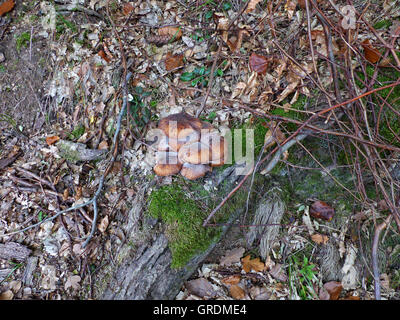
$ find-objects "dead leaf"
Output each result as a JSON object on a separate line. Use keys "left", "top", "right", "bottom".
{"left": 0, "top": 0, "right": 14, "bottom": 16}
{"left": 185, "top": 278, "right": 218, "bottom": 298}
{"left": 245, "top": 0, "right": 262, "bottom": 13}
{"left": 46, "top": 135, "right": 60, "bottom": 146}
{"left": 98, "top": 140, "right": 109, "bottom": 150}
{"left": 0, "top": 290, "right": 13, "bottom": 300}
{"left": 220, "top": 247, "right": 245, "bottom": 266}
{"left": 310, "top": 200, "right": 335, "bottom": 221}
{"left": 98, "top": 49, "right": 110, "bottom": 63}
{"left": 165, "top": 52, "right": 184, "bottom": 71}
{"left": 64, "top": 275, "right": 81, "bottom": 291}
{"left": 0, "top": 147, "right": 22, "bottom": 169}
{"left": 263, "top": 122, "right": 286, "bottom": 150}
{"left": 249, "top": 286, "right": 271, "bottom": 300}
{"left": 158, "top": 26, "right": 182, "bottom": 40}
{"left": 231, "top": 82, "right": 247, "bottom": 99}
{"left": 361, "top": 39, "right": 381, "bottom": 64}
{"left": 241, "top": 255, "right": 265, "bottom": 273}
{"left": 311, "top": 233, "right": 329, "bottom": 245}
{"left": 249, "top": 52, "right": 270, "bottom": 75}
{"left": 380, "top": 273, "right": 390, "bottom": 291}
{"left": 269, "top": 263, "right": 288, "bottom": 282}
{"left": 222, "top": 275, "right": 241, "bottom": 285}
{"left": 98, "top": 215, "right": 109, "bottom": 233}
{"left": 323, "top": 281, "right": 343, "bottom": 300}
{"left": 229, "top": 284, "right": 245, "bottom": 300}
{"left": 122, "top": 2, "right": 134, "bottom": 15}
{"left": 319, "top": 286, "right": 330, "bottom": 300}
{"left": 285, "top": 0, "right": 296, "bottom": 19}
{"left": 227, "top": 29, "right": 250, "bottom": 52}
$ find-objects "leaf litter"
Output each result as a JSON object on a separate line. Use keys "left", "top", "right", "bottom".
{"left": 0, "top": 0, "right": 398, "bottom": 301}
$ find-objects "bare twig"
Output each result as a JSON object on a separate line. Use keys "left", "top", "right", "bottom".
{"left": 372, "top": 214, "right": 392, "bottom": 300}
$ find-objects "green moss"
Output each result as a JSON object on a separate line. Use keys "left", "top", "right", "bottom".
{"left": 69, "top": 123, "right": 85, "bottom": 141}
{"left": 148, "top": 185, "right": 221, "bottom": 268}
{"left": 15, "top": 32, "right": 32, "bottom": 52}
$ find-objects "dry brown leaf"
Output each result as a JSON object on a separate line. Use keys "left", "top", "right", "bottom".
{"left": 380, "top": 273, "right": 390, "bottom": 291}
{"left": 63, "top": 188, "right": 69, "bottom": 201}
{"left": 285, "top": 0, "right": 297, "bottom": 19}
{"left": 0, "top": 0, "right": 14, "bottom": 16}
{"left": 220, "top": 247, "right": 245, "bottom": 266}
{"left": 241, "top": 255, "right": 265, "bottom": 273}
{"left": 122, "top": 2, "right": 134, "bottom": 15}
{"left": 185, "top": 278, "right": 218, "bottom": 298}
{"left": 231, "top": 82, "right": 247, "bottom": 99}
{"left": 269, "top": 264, "right": 288, "bottom": 282}
{"left": 310, "top": 200, "right": 335, "bottom": 221}
{"left": 98, "top": 140, "right": 109, "bottom": 150}
{"left": 361, "top": 39, "right": 381, "bottom": 63}
{"left": 158, "top": 26, "right": 182, "bottom": 40}
{"left": 165, "top": 52, "right": 184, "bottom": 71}
{"left": 0, "top": 290, "right": 13, "bottom": 300}
{"left": 227, "top": 29, "right": 250, "bottom": 52}
{"left": 249, "top": 52, "right": 270, "bottom": 75}
{"left": 245, "top": 0, "right": 262, "bottom": 13}
{"left": 264, "top": 121, "right": 286, "bottom": 150}
{"left": 229, "top": 284, "right": 245, "bottom": 300}
{"left": 98, "top": 49, "right": 110, "bottom": 63}
{"left": 65, "top": 275, "right": 81, "bottom": 291}
{"left": 46, "top": 135, "right": 60, "bottom": 146}
{"left": 323, "top": 281, "right": 343, "bottom": 300}
{"left": 98, "top": 215, "right": 109, "bottom": 233}
{"left": 222, "top": 275, "right": 241, "bottom": 285}
{"left": 311, "top": 233, "right": 329, "bottom": 245}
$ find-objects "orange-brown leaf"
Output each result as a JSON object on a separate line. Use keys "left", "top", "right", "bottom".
{"left": 222, "top": 275, "right": 241, "bottom": 285}
{"left": 241, "top": 255, "right": 265, "bottom": 273}
{"left": 245, "top": 0, "right": 262, "bottom": 13}
{"left": 46, "top": 135, "right": 60, "bottom": 146}
{"left": 158, "top": 26, "right": 182, "bottom": 40}
{"left": 165, "top": 52, "right": 184, "bottom": 71}
{"left": 361, "top": 39, "right": 381, "bottom": 64}
{"left": 309, "top": 200, "right": 335, "bottom": 221}
{"left": 249, "top": 52, "right": 270, "bottom": 75}
{"left": 98, "top": 49, "right": 110, "bottom": 63}
{"left": 0, "top": 0, "right": 14, "bottom": 16}
{"left": 122, "top": 2, "right": 134, "bottom": 15}
{"left": 311, "top": 233, "right": 329, "bottom": 245}
{"left": 323, "top": 281, "right": 343, "bottom": 300}
{"left": 229, "top": 284, "right": 245, "bottom": 300}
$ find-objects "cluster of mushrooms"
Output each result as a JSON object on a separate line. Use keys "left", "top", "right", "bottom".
{"left": 153, "top": 112, "right": 228, "bottom": 180}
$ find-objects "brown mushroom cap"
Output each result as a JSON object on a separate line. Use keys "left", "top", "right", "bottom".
{"left": 201, "top": 132, "right": 228, "bottom": 162}
{"left": 154, "top": 163, "right": 182, "bottom": 176}
{"left": 180, "top": 163, "right": 211, "bottom": 180}
{"left": 178, "top": 141, "right": 211, "bottom": 164}
{"left": 158, "top": 112, "right": 202, "bottom": 139}
{"left": 156, "top": 150, "right": 180, "bottom": 165}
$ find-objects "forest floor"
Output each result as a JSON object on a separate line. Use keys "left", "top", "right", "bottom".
{"left": 0, "top": 0, "right": 399, "bottom": 300}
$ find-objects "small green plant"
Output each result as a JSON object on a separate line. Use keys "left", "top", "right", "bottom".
{"left": 69, "top": 123, "right": 85, "bottom": 141}
{"left": 127, "top": 86, "right": 152, "bottom": 134}
{"left": 180, "top": 66, "right": 223, "bottom": 87}
{"left": 15, "top": 32, "right": 32, "bottom": 52}
{"left": 0, "top": 262, "right": 23, "bottom": 285}
{"left": 288, "top": 255, "right": 319, "bottom": 300}
{"left": 56, "top": 14, "right": 78, "bottom": 39}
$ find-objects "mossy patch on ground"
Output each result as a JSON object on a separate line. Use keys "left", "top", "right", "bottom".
{"left": 148, "top": 185, "right": 221, "bottom": 268}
